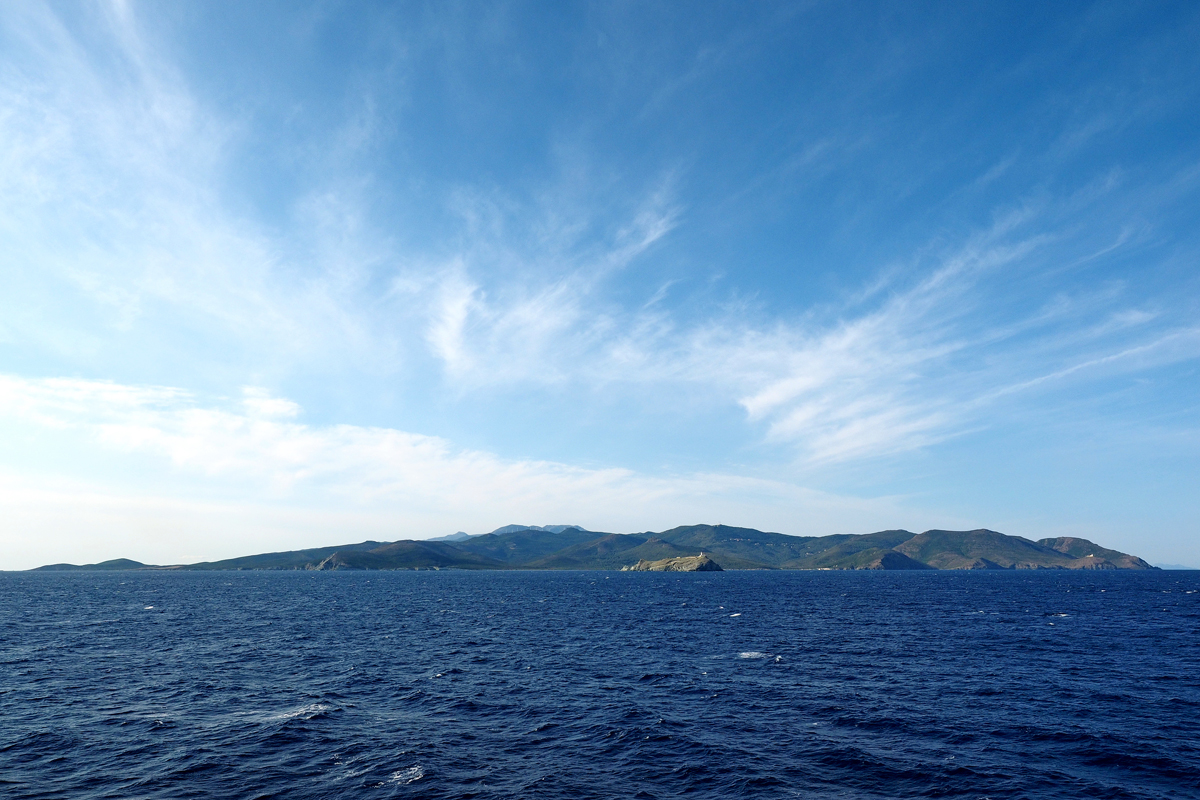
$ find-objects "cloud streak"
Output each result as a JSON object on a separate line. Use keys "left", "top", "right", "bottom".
{"left": 413, "top": 205, "right": 1198, "bottom": 465}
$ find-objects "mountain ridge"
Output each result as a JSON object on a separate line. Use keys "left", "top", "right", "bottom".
{"left": 32, "top": 525, "right": 1157, "bottom": 572}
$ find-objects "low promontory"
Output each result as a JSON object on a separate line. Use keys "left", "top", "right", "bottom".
{"left": 621, "top": 554, "right": 723, "bottom": 572}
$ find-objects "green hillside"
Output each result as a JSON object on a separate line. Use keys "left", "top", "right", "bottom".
{"left": 455, "top": 527, "right": 599, "bottom": 564}
{"left": 778, "top": 530, "right": 920, "bottom": 569}
{"left": 182, "top": 541, "right": 387, "bottom": 570}
{"left": 1037, "top": 537, "right": 1155, "bottom": 569}
{"left": 895, "top": 530, "right": 1077, "bottom": 569}
{"left": 34, "top": 558, "right": 150, "bottom": 571}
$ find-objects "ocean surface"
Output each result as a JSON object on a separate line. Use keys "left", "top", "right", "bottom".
{"left": 2, "top": 570, "right": 1198, "bottom": 799}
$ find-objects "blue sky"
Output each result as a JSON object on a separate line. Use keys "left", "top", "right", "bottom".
{"left": 2, "top": 1, "right": 1198, "bottom": 569}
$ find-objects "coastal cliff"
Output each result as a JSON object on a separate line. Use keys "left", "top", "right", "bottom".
{"left": 621, "top": 554, "right": 723, "bottom": 572}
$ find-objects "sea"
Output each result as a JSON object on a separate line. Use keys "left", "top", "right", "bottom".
{"left": 2, "top": 569, "right": 1198, "bottom": 799}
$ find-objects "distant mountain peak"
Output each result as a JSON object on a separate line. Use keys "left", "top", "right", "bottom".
{"left": 487, "top": 524, "right": 584, "bottom": 536}
{"left": 429, "top": 531, "right": 473, "bottom": 542}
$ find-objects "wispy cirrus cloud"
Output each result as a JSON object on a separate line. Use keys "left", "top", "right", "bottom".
{"left": 413, "top": 202, "right": 1197, "bottom": 464}
{"left": 413, "top": 173, "right": 681, "bottom": 386}
{"left": 0, "top": 2, "right": 404, "bottom": 377}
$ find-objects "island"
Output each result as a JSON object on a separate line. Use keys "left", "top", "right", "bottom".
{"left": 34, "top": 525, "right": 1159, "bottom": 572}
{"left": 621, "top": 554, "right": 723, "bottom": 571}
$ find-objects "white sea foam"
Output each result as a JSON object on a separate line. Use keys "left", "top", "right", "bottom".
{"left": 390, "top": 766, "right": 424, "bottom": 784}
{"left": 271, "top": 703, "right": 333, "bottom": 721}
{"left": 729, "top": 613, "right": 741, "bottom": 617}
{"left": 739, "top": 651, "right": 769, "bottom": 659}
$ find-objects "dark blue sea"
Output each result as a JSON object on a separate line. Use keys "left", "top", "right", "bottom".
{"left": 2, "top": 570, "right": 1198, "bottom": 799}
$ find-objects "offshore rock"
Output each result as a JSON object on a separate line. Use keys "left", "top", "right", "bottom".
{"left": 622, "top": 554, "right": 723, "bottom": 572}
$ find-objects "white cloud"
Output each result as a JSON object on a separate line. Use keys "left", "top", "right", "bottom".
{"left": 242, "top": 387, "right": 302, "bottom": 419}
{"left": 412, "top": 171, "right": 680, "bottom": 388}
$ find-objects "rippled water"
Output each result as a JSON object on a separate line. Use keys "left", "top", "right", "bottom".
{"left": 2, "top": 570, "right": 1198, "bottom": 798}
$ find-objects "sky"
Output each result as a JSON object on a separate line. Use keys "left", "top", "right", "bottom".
{"left": 1, "top": 1, "right": 1198, "bottom": 569}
